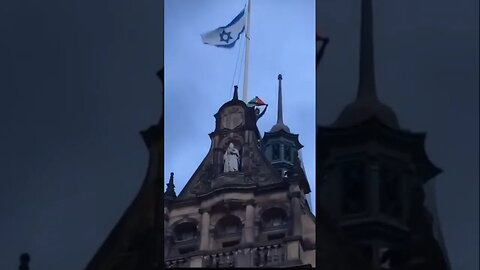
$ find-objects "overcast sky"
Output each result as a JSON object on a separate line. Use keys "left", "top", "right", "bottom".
{"left": 0, "top": 0, "right": 477, "bottom": 270}
{"left": 164, "top": 0, "right": 316, "bottom": 210}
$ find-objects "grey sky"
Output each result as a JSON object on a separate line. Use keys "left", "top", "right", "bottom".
{"left": 317, "top": 0, "right": 479, "bottom": 269}
{"left": 164, "top": 0, "right": 316, "bottom": 211}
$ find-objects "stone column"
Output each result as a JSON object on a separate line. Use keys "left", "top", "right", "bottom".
{"left": 164, "top": 207, "right": 171, "bottom": 258}
{"left": 244, "top": 200, "right": 255, "bottom": 243}
{"left": 289, "top": 188, "right": 303, "bottom": 236}
{"left": 199, "top": 208, "right": 211, "bottom": 250}
{"left": 189, "top": 256, "right": 203, "bottom": 267}
{"left": 286, "top": 240, "right": 302, "bottom": 261}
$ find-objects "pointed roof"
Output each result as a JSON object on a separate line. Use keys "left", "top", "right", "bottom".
{"left": 164, "top": 172, "right": 177, "bottom": 200}
{"left": 270, "top": 74, "right": 291, "bottom": 132}
{"left": 233, "top": 85, "right": 239, "bottom": 100}
{"left": 333, "top": 0, "right": 399, "bottom": 129}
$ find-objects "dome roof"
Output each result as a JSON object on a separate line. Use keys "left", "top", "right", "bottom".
{"left": 332, "top": 97, "right": 399, "bottom": 128}
{"left": 270, "top": 122, "right": 290, "bottom": 133}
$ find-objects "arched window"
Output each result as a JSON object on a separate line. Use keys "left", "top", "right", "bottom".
{"left": 261, "top": 208, "right": 288, "bottom": 229}
{"left": 172, "top": 221, "right": 199, "bottom": 255}
{"left": 173, "top": 222, "right": 198, "bottom": 242}
{"left": 215, "top": 215, "right": 242, "bottom": 237}
{"left": 215, "top": 215, "right": 242, "bottom": 248}
{"left": 260, "top": 207, "right": 288, "bottom": 241}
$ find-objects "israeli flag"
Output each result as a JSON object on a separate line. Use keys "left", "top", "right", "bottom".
{"left": 201, "top": 7, "right": 246, "bottom": 48}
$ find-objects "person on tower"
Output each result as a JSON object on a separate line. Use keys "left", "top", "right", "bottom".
{"left": 248, "top": 96, "right": 268, "bottom": 121}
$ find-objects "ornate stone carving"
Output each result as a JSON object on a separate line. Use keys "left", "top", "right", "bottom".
{"left": 221, "top": 106, "right": 244, "bottom": 130}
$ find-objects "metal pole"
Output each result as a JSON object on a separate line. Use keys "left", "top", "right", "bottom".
{"left": 242, "top": 0, "right": 251, "bottom": 102}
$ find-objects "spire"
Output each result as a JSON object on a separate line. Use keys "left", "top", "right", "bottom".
{"left": 277, "top": 74, "right": 284, "bottom": 124}
{"left": 164, "top": 172, "right": 177, "bottom": 201}
{"left": 357, "top": 0, "right": 377, "bottom": 101}
{"left": 19, "top": 253, "right": 30, "bottom": 270}
{"left": 270, "top": 74, "right": 290, "bottom": 132}
{"left": 331, "top": 0, "right": 400, "bottom": 128}
{"left": 233, "top": 85, "right": 239, "bottom": 100}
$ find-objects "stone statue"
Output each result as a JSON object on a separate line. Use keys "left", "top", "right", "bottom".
{"left": 223, "top": 143, "right": 240, "bottom": 172}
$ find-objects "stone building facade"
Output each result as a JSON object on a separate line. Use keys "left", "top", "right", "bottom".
{"left": 163, "top": 76, "right": 316, "bottom": 268}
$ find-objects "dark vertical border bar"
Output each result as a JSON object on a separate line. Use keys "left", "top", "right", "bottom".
{"left": 315, "top": 0, "right": 329, "bottom": 267}
{"left": 158, "top": 0, "right": 165, "bottom": 267}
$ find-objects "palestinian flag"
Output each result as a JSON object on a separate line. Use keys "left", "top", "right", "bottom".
{"left": 248, "top": 96, "right": 266, "bottom": 106}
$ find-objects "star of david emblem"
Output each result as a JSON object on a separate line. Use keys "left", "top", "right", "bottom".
{"left": 219, "top": 30, "right": 233, "bottom": 43}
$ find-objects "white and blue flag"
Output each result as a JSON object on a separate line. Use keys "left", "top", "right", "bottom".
{"left": 201, "top": 7, "right": 246, "bottom": 48}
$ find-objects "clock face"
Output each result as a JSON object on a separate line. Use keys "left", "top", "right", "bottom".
{"left": 221, "top": 106, "right": 244, "bottom": 129}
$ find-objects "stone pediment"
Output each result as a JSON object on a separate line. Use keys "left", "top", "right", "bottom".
{"left": 178, "top": 142, "right": 286, "bottom": 199}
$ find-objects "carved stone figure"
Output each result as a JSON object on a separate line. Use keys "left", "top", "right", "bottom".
{"left": 223, "top": 143, "right": 240, "bottom": 172}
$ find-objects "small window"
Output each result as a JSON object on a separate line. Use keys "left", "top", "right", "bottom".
{"left": 261, "top": 208, "right": 288, "bottom": 229}
{"left": 215, "top": 215, "right": 242, "bottom": 238}
{"left": 272, "top": 217, "right": 283, "bottom": 227}
{"left": 284, "top": 145, "right": 291, "bottom": 162}
{"left": 225, "top": 224, "right": 238, "bottom": 234}
{"left": 178, "top": 231, "right": 194, "bottom": 241}
{"left": 341, "top": 163, "right": 366, "bottom": 215}
{"left": 272, "top": 144, "right": 280, "bottom": 160}
{"left": 379, "top": 165, "right": 403, "bottom": 219}
{"left": 174, "top": 222, "right": 198, "bottom": 242}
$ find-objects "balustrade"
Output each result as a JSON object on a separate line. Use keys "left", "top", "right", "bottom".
{"left": 203, "top": 243, "right": 286, "bottom": 268}
{"left": 165, "top": 258, "right": 188, "bottom": 268}
{"left": 253, "top": 244, "right": 286, "bottom": 267}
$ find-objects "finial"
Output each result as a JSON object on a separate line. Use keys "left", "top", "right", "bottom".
{"left": 169, "top": 172, "right": 174, "bottom": 185}
{"left": 278, "top": 74, "right": 282, "bottom": 81}
{"left": 357, "top": 0, "right": 378, "bottom": 101}
{"left": 165, "top": 172, "right": 177, "bottom": 200}
{"left": 233, "top": 85, "right": 239, "bottom": 100}
{"left": 19, "top": 253, "right": 30, "bottom": 270}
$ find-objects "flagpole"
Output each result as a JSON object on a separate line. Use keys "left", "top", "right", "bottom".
{"left": 242, "top": 0, "right": 251, "bottom": 103}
